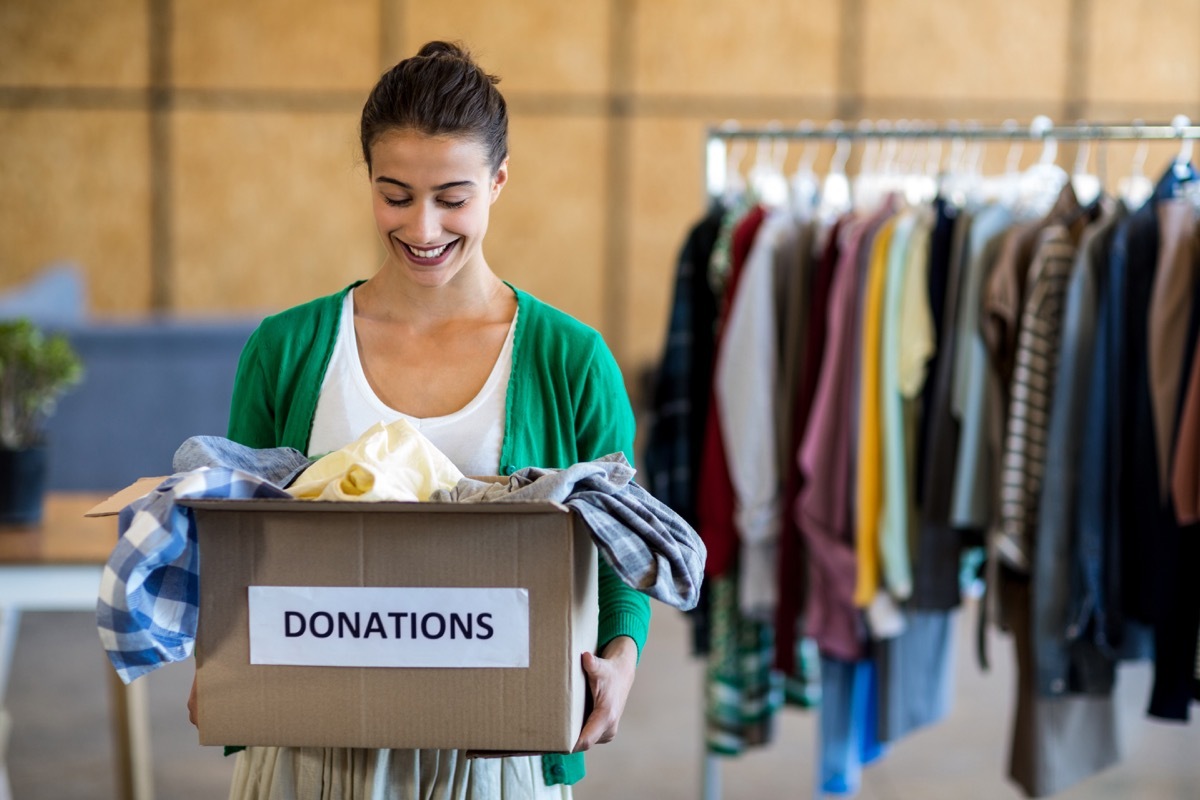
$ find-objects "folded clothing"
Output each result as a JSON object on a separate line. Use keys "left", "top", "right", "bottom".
{"left": 431, "top": 453, "right": 706, "bottom": 611}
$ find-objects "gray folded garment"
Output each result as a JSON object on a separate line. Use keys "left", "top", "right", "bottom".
{"left": 172, "top": 435, "right": 312, "bottom": 488}
{"left": 430, "top": 453, "right": 706, "bottom": 611}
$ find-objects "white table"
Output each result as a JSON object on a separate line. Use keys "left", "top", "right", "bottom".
{"left": 0, "top": 495, "right": 153, "bottom": 800}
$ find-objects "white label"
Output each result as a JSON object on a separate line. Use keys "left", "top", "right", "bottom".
{"left": 248, "top": 586, "right": 529, "bottom": 668}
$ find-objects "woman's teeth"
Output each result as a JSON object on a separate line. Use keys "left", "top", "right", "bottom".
{"left": 407, "top": 242, "right": 452, "bottom": 258}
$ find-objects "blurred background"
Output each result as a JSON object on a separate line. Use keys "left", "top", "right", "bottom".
{"left": 4, "top": 0, "right": 1199, "bottom": 384}
{"left": 2, "top": 1, "right": 1200, "bottom": 799}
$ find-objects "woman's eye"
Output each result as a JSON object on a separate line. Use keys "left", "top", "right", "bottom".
{"left": 439, "top": 198, "right": 469, "bottom": 209}
{"left": 382, "top": 196, "right": 410, "bottom": 207}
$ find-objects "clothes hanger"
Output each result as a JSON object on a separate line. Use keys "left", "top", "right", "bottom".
{"left": 789, "top": 120, "right": 821, "bottom": 218}
{"left": 852, "top": 120, "right": 884, "bottom": 211}
{"left": 1117, "top": 127, "right": 1153, "bottom": 208}
{"left": 723, "top": 128, "right": 748, "bottom": 206}
{"left": 991, "top": 119, "right": 1024, "bottom": 207}
{"left": 817, "top": 121, "right": 853, "bottom": 224}
{"left": 748, "top": 121, "right": 790, "bottom": 209}
{"left": 1171, "top": 114, "right": 1195, "bottom": 182}
{"left": 1019, "top": 115, "right": 1069, "bottom": 215}
{"left": 1070, "top": 126, "right": 1101, "bottom": 206}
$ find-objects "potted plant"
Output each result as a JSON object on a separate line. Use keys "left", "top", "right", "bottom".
{"left": 0, "top": 318, "right": 83, "bottom": 525}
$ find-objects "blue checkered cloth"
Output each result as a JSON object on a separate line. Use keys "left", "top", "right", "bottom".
{"left": 96, "top": 467, "right": 291, "bottom": 684}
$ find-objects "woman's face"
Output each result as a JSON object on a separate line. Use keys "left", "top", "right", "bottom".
{"left": 368, "top": 129, "right": 507, "bottom": 289}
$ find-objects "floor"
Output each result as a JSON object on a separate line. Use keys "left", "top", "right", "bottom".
{"left": 7, "top": 604, "right": 1200, "bottom": 799}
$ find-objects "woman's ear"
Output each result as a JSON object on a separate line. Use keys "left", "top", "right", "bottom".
{"left": 490, "top": 157, "right": 509, "bottom": 202}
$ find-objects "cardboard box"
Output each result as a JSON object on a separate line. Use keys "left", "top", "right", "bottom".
{"left": 92, "top": 491, "right": 598, "bottom": 752}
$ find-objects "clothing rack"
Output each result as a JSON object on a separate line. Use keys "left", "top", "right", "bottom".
{"left": 703, "top": 116, "right": 1200, "bottom": 202}
{"left": 694, "top": 116, "right": 1198, "bottom": 800}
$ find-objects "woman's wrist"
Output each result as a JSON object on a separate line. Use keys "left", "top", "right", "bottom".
{"left": 600, "top": 635, "right": 638, "bottom": 667}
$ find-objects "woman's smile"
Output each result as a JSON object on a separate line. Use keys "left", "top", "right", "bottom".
{"left": 397, "top": 237, "right": 460, "bottom": 266}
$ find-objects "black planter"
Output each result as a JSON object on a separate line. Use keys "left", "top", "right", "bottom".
{"left": 0, "top": 446, "right": 48, "bottom": 525}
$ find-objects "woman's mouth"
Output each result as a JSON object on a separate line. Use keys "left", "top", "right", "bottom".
{"left": 400, "top": 239, "right": 458, "bottom": 265}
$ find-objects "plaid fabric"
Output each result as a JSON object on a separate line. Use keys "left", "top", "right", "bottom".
{"left": 96, "top": 467, "right": 292, "bottom": 684}
{"left": 431, "top": 454, "right": 707, "bottom": 611}
{"left": 643, "top": 206, "right": 724, "bottom": 526}
{"left": 704, "top": 573, "right": 785, "bottom": 754}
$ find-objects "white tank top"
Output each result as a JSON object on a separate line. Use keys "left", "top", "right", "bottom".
{"left": 308, "top": 288, "right": 515, "bottom": 476}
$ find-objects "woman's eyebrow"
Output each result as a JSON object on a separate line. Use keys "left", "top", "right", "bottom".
{"left": 374, "top": 177, "right": 476, "bottom": 191}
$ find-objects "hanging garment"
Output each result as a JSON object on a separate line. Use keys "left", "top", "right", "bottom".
{"left": 874, "top": 609, "right": 956, "bottom": 743}
{"left": 703, "top": 573, "right": 784, "bottom": 755}
{"left": 1174, "top": 318, "right": 1200, "bottom": 525}
{"left": 1034, "top": 201, "right": 1127, "bottom": 697}
{"left": 775, "top": 218, "right": 845, "bottom": 674}
{"left": 947, "top": 204, "right": 1017, "bottom": 533}
{"left": 643, "top": 204, "right": 724, "bottom": 528}
{"left": 1001, "top": 573, "right": 1122, "bottom": 799}
{"left": 697, "top": 205, "right": 767, "bottom": 580}
{"left": 797, "top": 202, "right": 894, "bottom": 661}
{"left": 697, "top": 204, "right": 785, "bottom": 753}
{"left": 1119, "top": 168, "right": 1200, "bottom": 723}
{"left": 714, "top": 209, "right": 794, "bottom": 615}
{"left": 880, "top": 211, "right": 934, "bottom": 603}
{"left": 1147, "top": 200, "right": 1200, "bottom": 503}
{"left": 994, "top": 224, "right": 1080, "bottom": 574}
{"left": 643, "top": 204, "right": 724, "bottom": 655}
{"left": 853, "top": 217, "right": 899, "bottom": 610}
{"left": 911, "top": 202, "right": 971, "bottom": 611}
{"left": 430, "top": 454, "right": 706, "bottom": 612}
{"left": 818, "top": 656, "right": 885, "bottom": 796}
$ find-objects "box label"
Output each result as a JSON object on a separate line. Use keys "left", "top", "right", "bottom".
{"left": 248, "top": 586, "right": 530, "bottom": 668}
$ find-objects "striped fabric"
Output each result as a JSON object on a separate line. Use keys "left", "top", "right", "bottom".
{"left": 995, "top": 226, "right": 1077, "bottom": 573}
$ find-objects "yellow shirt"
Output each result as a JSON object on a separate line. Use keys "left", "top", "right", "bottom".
{"left": 854, "top": 218, "right": 895, "bottom": 608}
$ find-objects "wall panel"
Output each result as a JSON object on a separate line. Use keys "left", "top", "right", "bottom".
{"left": 632, "top": 0, "right": 839, "bottom": 98}
{"left": 1088, "top": 0, "right": 1200, "bottom": 105}
{"left": 488, "top": 115, "right": 608, "bottom": 331}
{"left": 172, "top": 0, "right": 378, "bottom": 90}
{"left": 402, "top": 1, "right": 611, "bottom": 95}
{"left": 0, "top": 110, "right": 152, "bottom": 314}
{"left": 171, "top": 110, "right": 375, "bottom": 314}
{"left": 862, "top": 0, "right": 1071, "bottom": 103}
{"left": 0, "top": 0, "right": 148, "bottom": 88}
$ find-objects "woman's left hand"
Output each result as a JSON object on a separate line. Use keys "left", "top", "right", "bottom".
{"left": 573, "top": 635, "right": 638, "bottom": 752}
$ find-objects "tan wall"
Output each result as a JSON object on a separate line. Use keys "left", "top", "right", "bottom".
{"left": 3, "top": 0, "right": 1199, "bottom": 395}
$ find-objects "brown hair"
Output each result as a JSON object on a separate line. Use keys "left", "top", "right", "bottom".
{"left": 360, "top": 41, "right": 508, "bottom": 174}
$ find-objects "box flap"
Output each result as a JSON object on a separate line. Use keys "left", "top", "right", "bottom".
{"left": 85, "top": 476, "right": 167, "bottom": 517}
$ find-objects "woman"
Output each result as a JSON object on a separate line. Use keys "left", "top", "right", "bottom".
{"left": 193, "top": 40, "right": 650, "bottom": 799}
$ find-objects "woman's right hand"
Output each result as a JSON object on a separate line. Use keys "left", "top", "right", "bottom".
{"left": 187, "top": 673, "right": 198, "bottom": 727}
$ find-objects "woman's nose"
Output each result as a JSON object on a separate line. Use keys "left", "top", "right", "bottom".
{"left": 407, "top": 205, "right": 440, "bottom": 243}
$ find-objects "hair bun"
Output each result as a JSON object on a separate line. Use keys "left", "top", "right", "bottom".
{"left": 417, "top": 40, "right": 470, "bottom": 61}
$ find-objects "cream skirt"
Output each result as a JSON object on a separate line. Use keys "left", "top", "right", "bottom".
{"left": 229, "top": 747, "right": 573, "bottom": 800}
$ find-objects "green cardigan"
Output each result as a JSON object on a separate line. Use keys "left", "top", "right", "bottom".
{"left": 225, "top": 281, "right": 651, "bottom": 785}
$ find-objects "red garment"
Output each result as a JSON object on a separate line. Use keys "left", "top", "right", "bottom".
{"left": 774, "top": 219, "right": 842, "bottom": 672}
{"left": 698, "top": 206, "right": 766, "bottom": 578}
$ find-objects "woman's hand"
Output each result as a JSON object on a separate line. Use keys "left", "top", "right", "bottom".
{"left": 573, "top": 635, "right": 638, "bottom": 752}
{"left": 187, "top": 673, "right": 198, "bottom": 728}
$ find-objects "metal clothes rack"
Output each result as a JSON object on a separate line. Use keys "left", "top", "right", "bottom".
{"left": 694, "top": 117, "right": 1198, "bottom": 800}
{"left": 703, "top": 117, "right": 1200, "bottom": 202}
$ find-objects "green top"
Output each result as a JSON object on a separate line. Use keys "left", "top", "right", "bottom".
{"left": 225, "top": 281, "right": 651, "bottom": 785}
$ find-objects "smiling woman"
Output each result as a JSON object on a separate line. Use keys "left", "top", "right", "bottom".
{"left": 207, "top": 40, "right": 650, "bottom": 800}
